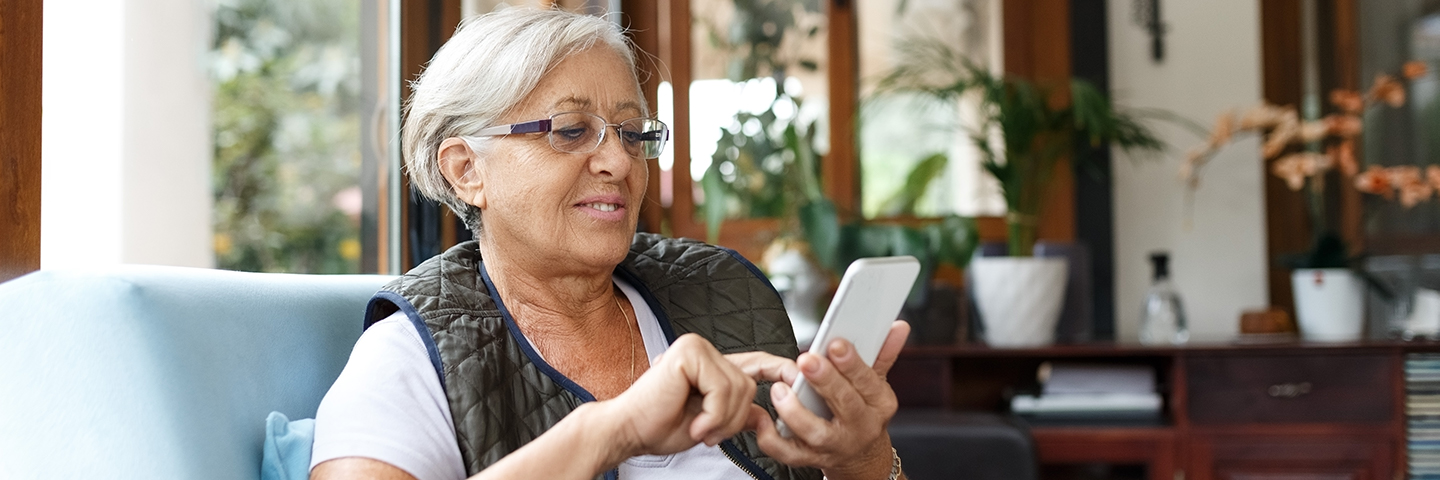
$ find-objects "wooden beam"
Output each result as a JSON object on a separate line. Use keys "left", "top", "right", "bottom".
{"left": 1003, "top": 0, "right": 1075, "bottom": 244}
{"left": 622, "top": 0, "right": 665, "bottom": 234}
{"left": 0, "top": 0, "right": 42, "bottom": 282}
{"left": 824, "top": 0, "right": 858, "bottom": 216}
{"left": 660, "top": 0, "right": 697, "bottom": 240}
{"left": 1261, "top": 0, "right": 1305, "bottom": 317}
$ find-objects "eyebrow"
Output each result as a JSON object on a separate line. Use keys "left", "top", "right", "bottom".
{"left": 552, "top": 96, "right": 645, "bottom": 117}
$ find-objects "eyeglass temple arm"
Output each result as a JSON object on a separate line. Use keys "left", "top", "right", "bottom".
{"left": 474, "top": 118, "right": 552, "bottom": 137}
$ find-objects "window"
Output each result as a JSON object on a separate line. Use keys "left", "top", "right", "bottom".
{"left": 656, "top": 0, "right": 1013, "bottom": 260}
{"left": 211, "top": 0, "right": 365, "bottom": 273}
{"left": 856, "top": 0, "right": 1006, "bottom": 219}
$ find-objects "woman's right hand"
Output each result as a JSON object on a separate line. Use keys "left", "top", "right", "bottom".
{"left": 593, "top": 333, "right": 758, "bottom": 462}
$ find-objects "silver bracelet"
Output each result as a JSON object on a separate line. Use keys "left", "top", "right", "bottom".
{"left": 887, "top": 447, "right": 902, "bottom": 480}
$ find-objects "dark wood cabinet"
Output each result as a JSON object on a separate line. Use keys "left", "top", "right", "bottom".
{"left": 892, "top": 342, "right": 1420, "bottom": 480}
{"left": 1186, "top": 353, "right": 1394, "bottom": 425}
{"left": 1189, "top": 431, "right": 1395, "bottom": 480}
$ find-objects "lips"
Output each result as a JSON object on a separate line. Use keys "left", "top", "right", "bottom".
{"left": 575, "top": 194, "right": 628, "bottom": 220}
{"left": 575, "top": 194, "right": 626, "bottom": 210}
{"left": 581, "top": 202, "right": 620, "bottom": 212}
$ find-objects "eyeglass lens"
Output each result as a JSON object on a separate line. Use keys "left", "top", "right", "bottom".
{"left": 548, "top": 112, "right": 668, "bottom": 159}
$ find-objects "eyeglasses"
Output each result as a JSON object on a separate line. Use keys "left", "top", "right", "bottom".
{"left": 465, "top": 112, "right": 670, "bottom": 159}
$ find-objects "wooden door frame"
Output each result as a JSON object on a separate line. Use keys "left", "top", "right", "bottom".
{"left": 0, "top": 0, "right": 42, "bottom": 283}
{"left": 1260, "top": 0, "right": 1364, "bottom": 316}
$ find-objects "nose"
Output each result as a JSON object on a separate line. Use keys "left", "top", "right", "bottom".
{"left": 589, "top": 125, "right": 635, "bottom": 178}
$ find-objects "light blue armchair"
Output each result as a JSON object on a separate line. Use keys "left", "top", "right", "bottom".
{"left": 0, "top": 266, "right": 391, "bottom": 480}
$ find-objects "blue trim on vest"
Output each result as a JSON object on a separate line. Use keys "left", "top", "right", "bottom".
{"left": 477, "top": 261, "right": 599, "bottom": 403}
{"left": 364, "top": 292, "right": 447, "bottom": 393}
{"left": 616, "top": 261, "right": 777, "bottom": 480}
{"left": 721, "top": 440, "right": 777, "bottom": 480}
{"left": 719, "top": 247, "right": 784, "bottom": 301}
{"left": 473, "top": 253, "right": 775, "bottom": 480}
{"left": 613, "top": 266, "right": 679, "bottom": 343}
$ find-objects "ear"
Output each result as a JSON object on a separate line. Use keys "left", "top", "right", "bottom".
{"left": 437, "top": 137, "right": 486, "bottom": 210}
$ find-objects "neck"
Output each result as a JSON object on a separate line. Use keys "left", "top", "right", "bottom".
{"left": 477, "top": 237, "right": 619, "bottom": 337}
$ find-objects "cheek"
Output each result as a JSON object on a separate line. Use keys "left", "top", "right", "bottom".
{"left": 500, "top": 153, "right": 588, "bottom": 216}
{"left": 629, "top": 160, "right": 648, "bottom": 197}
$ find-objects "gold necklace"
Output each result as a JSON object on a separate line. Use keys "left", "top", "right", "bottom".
{"left": 613, "top": 293, "right": 636, "bottom": 382}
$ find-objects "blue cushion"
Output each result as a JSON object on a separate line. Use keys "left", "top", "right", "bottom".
{"left": 0, "top": 266, "right": 391, "bottom": 480}
{"left": 262, "top": 412, "right": 315, "bottom": 480}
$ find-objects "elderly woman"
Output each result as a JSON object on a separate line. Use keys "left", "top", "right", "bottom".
{"left": 310, "top": 7, "right": 909, "bottom": 480}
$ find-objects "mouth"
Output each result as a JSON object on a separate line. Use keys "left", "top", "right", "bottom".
{"left": 579, "top": 202, "right": 622, "bottom": 212}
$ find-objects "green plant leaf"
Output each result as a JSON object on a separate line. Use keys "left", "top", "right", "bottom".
{"left": 927, "top": 215, "right": 978, "bottom": 270}
{"left": 701, "top": 167, "right": 728, "bottom": 243}
{"left": 878, "top": 152, "right": 948, "bottom": 217}
{"left": 798, "top": 199, "right": 840, "bottom": 271}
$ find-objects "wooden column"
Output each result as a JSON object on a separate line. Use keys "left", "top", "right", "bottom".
{"left": 1002, "top": 0, "right": 1075, "bottom": 244}
{"left": 622, "top": 0, "right": 665, "bottom": 233}
{"left": 824, "top": 0, "right": 858, "bottom": 215}
{"left": 0, "top": 0, "right": 42, "bottom": 283}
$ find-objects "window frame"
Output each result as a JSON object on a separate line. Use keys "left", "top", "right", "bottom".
{"left": 634, "top": 0, "right": 1078, "bottom": 262}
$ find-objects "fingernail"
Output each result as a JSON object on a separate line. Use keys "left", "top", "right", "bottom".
{"left": 772, "top": 382, "right": 791, "bottom": 402}
{"left": 801, "top": 357, "right": 820, "bottom": 375}
{"left": 829, "top": 340, "right": 850, "bottom": 359}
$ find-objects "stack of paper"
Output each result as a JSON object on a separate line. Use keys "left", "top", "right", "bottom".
{"left": 1011, "top": 363, "right": 1162, "bottom": 424}
{"left": 1408, "top": 353, "right": 1440, "bottom": 479}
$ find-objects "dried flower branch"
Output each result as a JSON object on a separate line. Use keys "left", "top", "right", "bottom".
{"left": 1181, "top": 60, "right": 1435, "bottom": 208}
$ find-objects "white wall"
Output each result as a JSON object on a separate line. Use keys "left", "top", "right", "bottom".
{"left": 42, "top": 0, "right": 124, "bottom": 266}
{"left": 1108, "top": 0, "right": 1269, "bottom": 342}
{"left": 42, "top": 0, "right": 213, "bottom": 269}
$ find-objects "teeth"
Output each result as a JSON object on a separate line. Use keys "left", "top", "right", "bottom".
{"left": 586, "top": 203, "right": 619, "bottom": 212}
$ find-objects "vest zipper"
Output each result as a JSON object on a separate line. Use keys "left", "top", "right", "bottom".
{"left": 720, "top": 441, "right": 764, "bottom": 480}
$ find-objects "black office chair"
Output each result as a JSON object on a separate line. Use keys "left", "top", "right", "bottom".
{"left": 888, "top": 410, "right": 1038, "bottom": 480}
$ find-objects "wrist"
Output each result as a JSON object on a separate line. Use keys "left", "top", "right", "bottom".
{"left": 567, "top": 401, "right": 635, "bottom": 472}
{"left": 822, "top": 435, "right": 894, "bottom": 480}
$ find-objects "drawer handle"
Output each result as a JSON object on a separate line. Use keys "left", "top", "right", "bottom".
{"left": 1267, "top": 382, "right": 1312, "bottom": 398}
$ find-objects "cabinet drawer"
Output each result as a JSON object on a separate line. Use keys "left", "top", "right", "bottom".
{"left": 1186, "top": 354, "right": 1394, "bottom": 424}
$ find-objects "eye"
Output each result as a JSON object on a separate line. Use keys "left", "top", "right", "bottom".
{"left": 553, "top": 124, "right": 590, "bottom": 142}
{"left": 620, "top": 129, "right": 645, "bottom": 144}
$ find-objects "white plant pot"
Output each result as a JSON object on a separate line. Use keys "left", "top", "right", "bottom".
{"left": 1291, "top": 268, "right": 1365, "bottom": 342}
{"left": 970, "top": 257, "right": 1069, "bottom": 347}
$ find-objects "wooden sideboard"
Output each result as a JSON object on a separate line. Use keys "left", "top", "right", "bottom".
{"left": 888, "top": 341, "right": 1439, "bottom": 480}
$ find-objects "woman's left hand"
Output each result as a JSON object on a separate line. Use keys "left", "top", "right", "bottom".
{"left": 734, "top": 320, "right": 910, "bottom": 480}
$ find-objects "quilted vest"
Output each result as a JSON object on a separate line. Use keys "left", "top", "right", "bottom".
{"left": 364, "top": 233, "right": 823, "bottom": 480}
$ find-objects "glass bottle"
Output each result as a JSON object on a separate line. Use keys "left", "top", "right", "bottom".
{"left": 1140, "top": 252, "right": 1190, "bottom": 345}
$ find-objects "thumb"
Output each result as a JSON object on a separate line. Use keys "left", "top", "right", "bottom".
{"left": 744, "top": 404, "right": 772, "bottom": 432}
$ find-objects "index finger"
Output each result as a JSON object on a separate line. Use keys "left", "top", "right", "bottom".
{"left": 725, "top": 351, "right": 800, "bottom": 385}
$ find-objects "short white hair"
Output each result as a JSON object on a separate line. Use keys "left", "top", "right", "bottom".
{"left": 401, "top": 7, "right": 644, "bottom": 234}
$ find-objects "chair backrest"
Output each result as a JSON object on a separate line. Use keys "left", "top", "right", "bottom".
{"left": 0, "top": 266, "right": 392, "bottom": 480}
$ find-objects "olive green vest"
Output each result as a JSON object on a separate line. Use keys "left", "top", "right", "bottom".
{"left": 365, "top": 233, "right": 822, "bottom": 480}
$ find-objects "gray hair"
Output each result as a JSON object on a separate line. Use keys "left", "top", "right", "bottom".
{"left": 401, "top": 7, "right": 645, "bottom": 234}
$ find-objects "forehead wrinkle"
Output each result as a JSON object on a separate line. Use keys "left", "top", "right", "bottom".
{"left": 549, "top": 95, "right": 643, "bottom": 119}
{"left": 614, "top": 100, "right": 643, "bottom": 118}
{"left": 551, "top": 96, "right": 592, "bottom": 112}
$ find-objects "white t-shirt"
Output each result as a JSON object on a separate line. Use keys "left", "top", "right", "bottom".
{"left": 311, "top": 276, "right": 753, "bottom": 480}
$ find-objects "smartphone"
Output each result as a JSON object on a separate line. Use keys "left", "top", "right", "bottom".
{"left": 776, "top": 256, "right": 921, "bottom": 439}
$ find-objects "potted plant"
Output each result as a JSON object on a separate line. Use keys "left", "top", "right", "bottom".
{"left": 766, "top": 117, "right": 979, "bottom": 345}
{"left": 1181, "top": 61, "right": 1432, "bottom": 342}
{"left": 875, "top": 39, "right": 1167, "bottom": 347}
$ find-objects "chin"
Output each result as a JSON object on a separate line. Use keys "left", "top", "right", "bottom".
{"left": 573, "top": 231, "right": 634, "bottom": 265}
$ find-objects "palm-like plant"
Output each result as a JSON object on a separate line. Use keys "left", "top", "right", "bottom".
{"left": 876, "top": 39, "right": 1166, "bottom": 256}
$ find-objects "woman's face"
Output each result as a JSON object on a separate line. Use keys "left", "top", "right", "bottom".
{"left": 469, "top": 47, "right": 648, "bottom": 272}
